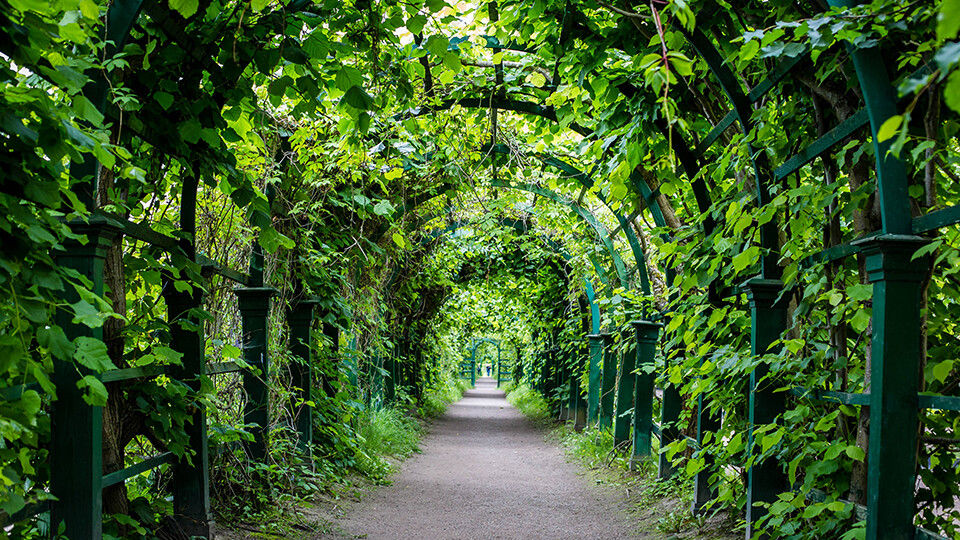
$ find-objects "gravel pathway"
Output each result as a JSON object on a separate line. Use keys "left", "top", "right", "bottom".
{"left": 334, "top": 377, "right": 639, "bottom": 540}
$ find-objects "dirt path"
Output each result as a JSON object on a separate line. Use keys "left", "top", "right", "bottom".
{"left": 331, "top": 378, "right": 639, "bottom": 539}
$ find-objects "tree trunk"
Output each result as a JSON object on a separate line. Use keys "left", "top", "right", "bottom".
{"left": 96, "top": 154, "right": 135, "bottom": 519}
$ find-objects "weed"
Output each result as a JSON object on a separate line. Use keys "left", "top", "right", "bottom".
{"left": 504, "top": 383, "right": 550, "bottom": 420}
{"left": 656, "top": 508, "right": 689, "bottom": 534}
{"left": 554, "top": 427, "right": 635, "bottom": 471}
{"left": 358, "top": 407, "right": 421, "bottom": 460}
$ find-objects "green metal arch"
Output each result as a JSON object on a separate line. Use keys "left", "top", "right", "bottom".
{"left": 681, "top": 27, "right": 781, "bottom": 279}
{"left": 404, "top": 38, "right": 716, "bottom": 233}
{"left": 385, "top": 169, "right": 634, "bottom": 291}
{"left": 387, "top": 106, "right": 655, "bottom": 292}
{"left": 484, "top": 145, "right": 651, "bottom": 294}
{"left": 482, "top": 178, "right": 632, "bottom": 289}
{"left": 424, "top": 217, "right": 602, "bottom": 335}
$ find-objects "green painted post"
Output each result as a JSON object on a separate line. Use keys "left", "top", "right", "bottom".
{"left": 346, "top": 335, "right": 359, "bottom": 388}
{"left": 383, "top": 354, "right": 396, "bottom": 404}
{"left": 631, "top": 321, "right": 662, "bottom": 467}
{"left": 741, "top": 278, "right": 788, "bottom": 537}
{"left": 542, "top": 349, "right": 553, "bottom": 407}
{"left": 50, "top": 221, "right": 116, "bottom": 539}
{"left": 544, "top": 349, "right": 555, "bottom": 404}
{"left": 550, "top": 348, "right": 563, "bottom": 415}
{"left": 166, "top": 283, "right": 213, "bottom": 536}
{"left": 288, "top": 300, "right": 318, "bottom": 454}
{"left": 470, "top": 345, "right": 477, "bottom": 387}
{"left": 599, "top": 334, "right": 616, "bottom": 430}
{"left": 692, "top": 357, "right": 721, "bottom": 513}
{"left": 587, "top": 334, "right": 603, "bottom": 425}
{"left": 540, "top": 350, "right": 549, "bottom": 395}
{"left": 370, "top": 353, "right": 382, "bottom": 406}
{"left": 235, "top": 287, "right": 277, "bottom": 462}
{"left": 614, "top": 328, "right": 637, "bottom": 445}
{"left": 397, "top": 336, "right": 409, "bottom": 391}
{"left": 515, "top": 346, "right": 523, "bottom": 383}
{"left": 567, "top": 349, "right": 578, "bottom": 423}
{"left": 541, "top": 350, "right": 550, "bottom": 394}
{"left": 322, "top": 321, "right": 340, "bottom": 398}
{"left": 558, "top": 348, "right": 571, "bottom": 420}
{"left": 855, "top": 235, "right": 929, "bottom": 540}
{"left": 658, "top": 356, "right": 682, "bottom": 480}
{"left": 540, "top": 349, "right": 548, "bottom": 395}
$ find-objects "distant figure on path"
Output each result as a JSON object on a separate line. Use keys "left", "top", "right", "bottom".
{"left": 486, "top": 365, "right": 491, "bottom": 376}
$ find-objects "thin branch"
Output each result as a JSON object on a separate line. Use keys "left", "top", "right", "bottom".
{"left": 596, "top": 1, "right": 646, "bottom": 20}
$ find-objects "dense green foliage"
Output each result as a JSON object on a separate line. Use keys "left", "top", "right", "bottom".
{"left": 1, "top": 0, "right": 959, "bottom": 537}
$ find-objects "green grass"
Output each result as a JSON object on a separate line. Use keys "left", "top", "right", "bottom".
{"left": 358, "top": 407, "right": 422, "bottom": 459}
{"left": 418, "top": 376, "right": 469, "bottom": 418}
{"left": 553, "top": 426, "right": 630, "bottom": 470}
{"left": 503, "top": 382, "right": 550, "bottom": 420}
{"left": 549, "top": 423, "right": 737, "bottom": 539}
{"left": 354, "top": 375, "right": 467, "bottom": 481}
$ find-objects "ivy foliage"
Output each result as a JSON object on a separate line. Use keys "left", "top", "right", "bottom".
{"left": 1, "top": 0, "right": 959, "bottom": 537}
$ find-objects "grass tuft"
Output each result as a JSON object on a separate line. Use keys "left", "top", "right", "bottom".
{"left": 358, "top": 407, "right": 422, "bottom": 459}
{"left": 503, "top": 382, "right": 550, "bottom": 420}
{"left": 554, "top": 426, "right": 629, "bottom": 470}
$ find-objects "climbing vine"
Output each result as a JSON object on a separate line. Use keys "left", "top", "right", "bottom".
{"left": 1, "top": 0, "right": 959, "bottom": 537}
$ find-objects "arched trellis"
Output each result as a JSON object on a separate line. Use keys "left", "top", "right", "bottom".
{"left": 483, "top": 145, "right": 652, "bottom": 295}
{"left": 380, "top": 143, "right": 659, "bottom": 296}
{"left": 470, "top": 337, "right": 500, "bottom": 377}
{"left": 404, "top": 9, "right": 959, "bottom": 539}
{"left": 6, "top": 1, "right": 958, "bottom": 539}
{"left": 382, "top": 179, "right": 623, "bottom": 306}
{"left": 399, "top": 94, "right": 676, "bottom": 240}
{"left": 386, "top": 175, "right": 634, "bottom": 290}
{"left": 376, "top": 190, "right": 608, "bottom": 401}
{"left": 415, "top": 216, "right": 601, "bottom": 404}
{"left": 423, "top": 216, "right": 602, "bottom": 335}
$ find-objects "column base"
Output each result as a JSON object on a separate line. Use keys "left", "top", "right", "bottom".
{"left": 165, "top": 515, "right": 215, "bottom": 539}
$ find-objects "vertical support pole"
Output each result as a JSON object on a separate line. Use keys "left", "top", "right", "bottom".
{"left": 692, "top": 356, "right": 721, "bottom": 513}
{"left": 383, "top": 353, "right": 396, "bottom": 404}
{"left": 288, "top": 300, "right": 317, "bottom": 454}
{"left": 515, "top": 346, "right": 522, "bottom": 383}
{"left": 322, "top": 320, "right": 340, "bottom": 398}
{"left": 470, "top": 343, "right": 477, "bottom": 387}
{"left": 235, "top": 287, "right": 277, "bottom": 462}
{"left": 587, "top": 334, "right": 603, "bottom": 425}
{"left": 541, "top": 350, "right": 549, "bottom": 395}
{"left": 631, "top": 320, "right": 662, "bottom": 467}
{"left": 568, "top": 345, "right": 584, "bottom": 429}
{"left": 854, "top": 235, "right": 929, "bottom": 540}
{"left": 550, "top": 347, "right": 566, "bottom": 417}
{"left": 741, "top": 278, "right": 788, "bottom": 537}
{"left": 537, "top": 350, "right": 546, "bottom": 393}
{"left": 542, "top": 350, "right": 552, "bottom": 405}
{"left": 599, "top": 334, "right": 615, "bottom": 430}
{"left": 558, "top": 348, "right": 571, "bottom": 420}
{"left": 658, "top": 357, "right": 682, "bottom": 480}
{"left": 346, "top": 335, "right": 359, "bottom": 388}
{"left": 50, "top": 221, "right": 116, "bottom": 539}
{"left": 397, "top": 336, "right": 409, "bottom": 390}
{"left": 369, "top": 352, "right": 381, "bottom": 406}
{"left": 166, "top": 281, "right": 213, "bottom": 536}
{"left": 614, "top": 327, "right": 637, "bottom": 445}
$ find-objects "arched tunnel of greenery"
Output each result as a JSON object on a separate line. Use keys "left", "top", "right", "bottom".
{"left": 1, "top": 0, "right": 960, "bottom": 538}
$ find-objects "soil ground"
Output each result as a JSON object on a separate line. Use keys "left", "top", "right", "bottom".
{"left": 326, "top": 377, "right": 640, "bottom": 539}
{"left": 216, "top": 378, "right": 739, "bottom": 539}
